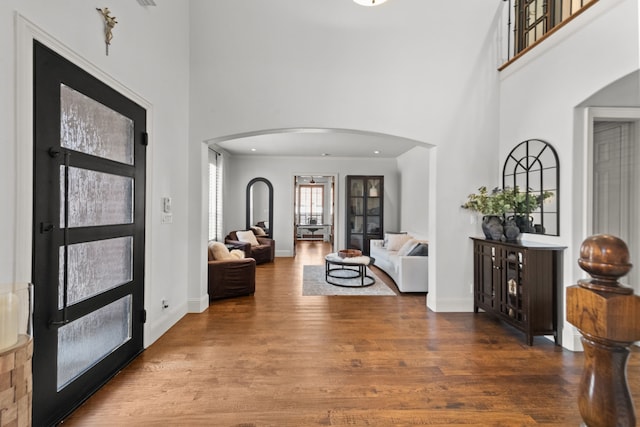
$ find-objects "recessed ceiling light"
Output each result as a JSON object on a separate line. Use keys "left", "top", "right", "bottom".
{"left": 374, "top": 150, "right": 381, "bottom": 154}
{"left": 251, "top": 148, "right": 257, "bottom": 152}
{"left": 353, "top": 0, "right": 389, "bottom": 6}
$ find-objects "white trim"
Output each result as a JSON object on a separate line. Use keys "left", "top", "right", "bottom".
{"left": 195, "top": 141, "right": 210, "bottom": 313}
{"left": 15, "top": 14, "right": 157, "bottom": 348}
{"left": 426, "top": 145, "right": 437, "bottom": 311}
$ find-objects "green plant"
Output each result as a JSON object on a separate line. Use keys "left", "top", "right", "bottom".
{"left": 461, "top": 186, "right": 554, "bottom": 216}
{"left": 461, "top": 186, "right": 510, "bottom": 216}
{"left": 502, "top": 186, "right": 553, "bottom": 215}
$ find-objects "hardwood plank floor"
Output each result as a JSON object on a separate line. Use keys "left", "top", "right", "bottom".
{"left": 62, "top": 241, "right": 640, "bottom": 426}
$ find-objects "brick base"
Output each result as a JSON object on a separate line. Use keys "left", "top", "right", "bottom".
{"left": 0, "top": 336, "right": 33, "bottom": 427}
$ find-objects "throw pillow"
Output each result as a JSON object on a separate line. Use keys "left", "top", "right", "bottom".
{"left": 209, "top": 241, "right": 230, "bottom": 260}
{"left": 236, "top": 230, "right": 260, "bottom": 246}
{"left": 229, "top": 249, "right": 245, "bottom": 259}
{"left": 407, "top": 243, "right": 429, "bottom": 256}
{"left": 251, "top": 226, "right": 267, "bottom": 236}
{"left": 383, "top": 231, "right": 408, "bottom": 247}
{"left": 397, "top": 239, "right": 419, "bottom": 256}
{"left": 386, "top": 233, "right": 413, "bottom": 251}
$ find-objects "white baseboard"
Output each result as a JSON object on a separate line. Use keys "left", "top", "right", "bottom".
{"left": 143, "top": 301, "right": 187, "bottom": 348}
{"left": 188, "top": 294, "right": 209, "bottom": 313}
{"left": 426, "top": 296, "right": 473, "bottom": 312}
{"left": 562, "top": 324, "right": 584, "bottom": 352}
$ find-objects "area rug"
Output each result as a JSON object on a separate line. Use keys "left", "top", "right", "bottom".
{"left": 302, "top": 265, "right": 396, "bottom": 296}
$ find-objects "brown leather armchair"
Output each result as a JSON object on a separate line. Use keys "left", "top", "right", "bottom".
{"left": 225, "top": 230, "right": 275, "bottom": 264}
{"left": 207, "top": 242, "right": 256, "bottom": 300}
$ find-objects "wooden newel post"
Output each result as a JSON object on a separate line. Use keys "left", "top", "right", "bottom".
{"left": 567, "top": 234, "right": 640, "bottom": 427}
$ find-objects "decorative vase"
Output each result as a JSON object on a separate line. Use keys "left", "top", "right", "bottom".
{"left": 503, "top": 219, "right": 521, "bottom": 241}
{"left": 512, "top": 215, "right": 535, "bottom": 233}
{"left": 368, "top": 181, "right": 378, "bottom": 197}
{"left": 481, "top": 216, "right": 504, "bottom": 241}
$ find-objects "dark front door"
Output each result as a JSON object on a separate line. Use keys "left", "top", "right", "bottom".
{"left": 32, "top": 41, "right": 146, "bottom": 426}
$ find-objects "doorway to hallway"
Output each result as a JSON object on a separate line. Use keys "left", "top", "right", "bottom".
{"left": 293, "top": 175, "right": 335, "bottom": 257}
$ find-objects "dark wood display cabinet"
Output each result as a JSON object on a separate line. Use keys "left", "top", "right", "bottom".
{"left": 346, "top": 175, "right": 383, "bottom": 255}
{"left": 471, "top": 237, "right": 566, "bottom": 346}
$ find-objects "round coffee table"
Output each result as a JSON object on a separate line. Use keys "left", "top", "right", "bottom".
{"left": 324, "top": 252, "right": 375, "bottom": 287}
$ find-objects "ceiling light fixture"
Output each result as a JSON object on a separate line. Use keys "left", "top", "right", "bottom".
{"left": 309, "top": 177, "right": 316, "bottom": 184}
{"left": 353, "top": 0, "right": 388, "bottom": 6}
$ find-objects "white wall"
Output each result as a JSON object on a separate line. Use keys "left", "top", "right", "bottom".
{"left": 221, "top": 155, "right": 400, "bottom": 256}
{"left": 397, "top": 146, "right": 430, "bottom": 236}
{"left": 499, "top": 0, "right": 640, "bottom": 349}
{"left": 1, "top": 0, "right": 192, "bottom": 347}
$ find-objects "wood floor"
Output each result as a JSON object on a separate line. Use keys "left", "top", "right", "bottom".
{"left": 62, "top": 241, "right": 640, "bottom": 426}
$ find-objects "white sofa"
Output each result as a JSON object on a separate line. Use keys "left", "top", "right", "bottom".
{"left": 369, "top": 233, "right": 429, "bottom": 293}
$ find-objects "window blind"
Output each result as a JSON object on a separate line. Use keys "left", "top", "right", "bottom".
{"left": 208, "top": 149, "right": 223, "bottom": 241}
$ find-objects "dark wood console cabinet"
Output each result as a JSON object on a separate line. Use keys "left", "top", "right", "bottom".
{"left": 471, "top": 237, "right": 565, "bottom": 346}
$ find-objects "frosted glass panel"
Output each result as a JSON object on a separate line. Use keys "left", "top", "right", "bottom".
{"left": 57, "top": 295, "right": 132, "bottom": 390}
{"left": 58, "top": 237, "right": 133, "bottom": 308}
{"left": 60, "top": 166, "right": 133, "bottom": 227}
{"left": 60, "top": 84, "right": 134, "bottom": 165}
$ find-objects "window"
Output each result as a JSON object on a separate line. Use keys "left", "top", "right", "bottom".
{"left": 297, "top": 185, "right": 323, "bottom": 225}
{"left": 508, "top": 0, "right": 597, "bottom": 58}
{"left": 208, "top": 149, "right": 223, "bottom": 241}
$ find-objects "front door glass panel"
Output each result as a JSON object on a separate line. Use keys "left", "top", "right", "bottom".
{"left": 58, "top": 237, "right": 133, "bottom": 308}
{"left": 60, "top": 84, "right": 134, "bottom": 165}
{"left": 57, "top": 295, "right": 132, "bottom": 390}
{"left": 60, "top": 166, "right": 134, "bottom": 227}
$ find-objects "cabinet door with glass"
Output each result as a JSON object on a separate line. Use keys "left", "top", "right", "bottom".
{"left": 346, "top": 175, "right": 383, "bottom": 255}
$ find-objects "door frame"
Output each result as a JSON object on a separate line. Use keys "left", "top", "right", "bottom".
{"left": 292, "top": 173, "right": 339, "bottom": 254}
{"left": 15, "top": 14, "right": 155, "bottom": 346}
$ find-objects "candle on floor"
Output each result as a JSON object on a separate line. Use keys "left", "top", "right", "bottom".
{"left": 0, "top": 290, "right": 19, "bottom": 351}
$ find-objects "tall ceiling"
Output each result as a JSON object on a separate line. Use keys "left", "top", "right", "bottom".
{"left": 192, "top": 0, "right": 501, "bottom": 158}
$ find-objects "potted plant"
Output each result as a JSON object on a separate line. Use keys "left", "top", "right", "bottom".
{"left": 461, "top": 186, "right": 510, "bottom": 240}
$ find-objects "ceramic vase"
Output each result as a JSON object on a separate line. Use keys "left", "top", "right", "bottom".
{"left": 503, "top": 219, "right": 521, "bottom": 241}
{"left": 481, "top": 216, "right": 504, "bottom": 240}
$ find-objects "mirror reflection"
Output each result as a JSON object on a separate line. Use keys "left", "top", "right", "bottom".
{"left": 502, "top": 139, "right": 559, "bottom": 236}
{"left": 246, "top": 178, "right": 273, "bottom": 237}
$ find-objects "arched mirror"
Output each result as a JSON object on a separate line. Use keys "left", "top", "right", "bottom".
{"left": 246, "top": 177, "right": 273, "bottom": 238}
{"left": 503, "top": 139, "right": 559, "bottom": 236}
